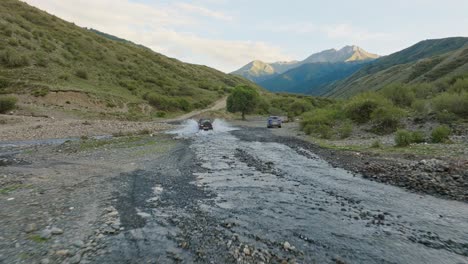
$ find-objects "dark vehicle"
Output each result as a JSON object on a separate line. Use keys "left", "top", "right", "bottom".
{"left": 198, "top": 119, "right": 213, "bottom": 131}
{"left": 267, "top": 116, "right": 282, "bottom": 128}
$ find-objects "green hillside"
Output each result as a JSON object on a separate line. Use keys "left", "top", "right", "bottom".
{"left": 259, "top": 62, "right": 367, "bottom": 95}
{"left": 325, "top": 37, "right": 468, "bottom": 98}
{"left": 0, "top": 0, "right": 255, "bottom": 119}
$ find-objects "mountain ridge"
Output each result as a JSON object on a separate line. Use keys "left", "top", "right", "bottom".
{"left": 324, "top": 37, "right": 468, "bottom": 98}
{"left": 232, "top": 45, "right": 380, "bottom": 83}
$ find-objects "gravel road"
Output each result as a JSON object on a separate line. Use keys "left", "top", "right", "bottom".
{"left": 1, "top": 120, "right": 467, "bottom": 264}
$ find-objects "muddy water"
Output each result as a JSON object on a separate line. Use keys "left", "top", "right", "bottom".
{"left": 191, "top": 128, "right": 468, "bottom": 263}
{"left": 99, "top": 122, "right": 468, "bottom": 263}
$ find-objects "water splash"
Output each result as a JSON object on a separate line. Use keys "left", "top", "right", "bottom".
{"left": 168, "top": 119, "right": 237, "bottom": 138}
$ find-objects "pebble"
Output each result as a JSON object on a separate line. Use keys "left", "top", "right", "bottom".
{"left": 40, "top": 229, "right": 52, "bottom": 239}
{"left": 25, "top": 223, "right": 37, "bottom": 233}
{"left": 55, "top": 249, "right": 70, "bottom": 256}
{"left": 40, "top": 258, "right": 50, "bottom": 264}
{"left": 51, "top": 227, "right": 64, "bottom": 235}
{"left": 70, "top": 252, "right": 82, "bottom": 264}
{"left": 243, "top": 246, "right": 251, "bottom": 256}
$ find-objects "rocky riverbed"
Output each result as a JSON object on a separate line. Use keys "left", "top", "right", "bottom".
{"left": 1, "top": 120, "right": 467, "bottom": 263}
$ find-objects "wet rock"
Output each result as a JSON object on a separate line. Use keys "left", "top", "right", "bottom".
{"left": 243, "top": 246, "right": 251, "bottom": 256}
{"left": 39, "top": 229, "right": 52, "bottom": 239}
{"left": 25, "top": 223, "right": 37, "bottom": 233}
{"left": 73, "top": 240, "right": 85, "bottom": 248}
{"left": 51, "top": 227, "right": 64, "bottom": 235}
{"left": 55, "top": 249, "right": 71, "bottom": 256}
{"left": 70, "top": 252, "right": 82, "bottom": 264}
{"left": 283, "top": 241, "right": 295, "bottom": 251}
{"left": 40, "top": 258, "right": 50, "bottom": 264}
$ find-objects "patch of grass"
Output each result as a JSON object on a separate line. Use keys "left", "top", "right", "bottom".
{"left": 75, "top": 69, "right": 88, "bottom": 79}
{"left": 0, "top": 184, "right": 26, "bottom": 195}
{"left": 28, "top": 234, "right": 48, "bottom": 243}
{"left": 371, "top": 140, "right": 382, "bottom": 148}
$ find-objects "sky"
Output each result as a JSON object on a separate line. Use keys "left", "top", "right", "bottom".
{"left": 22, "top": 0, "right": 468, "bottom": 72}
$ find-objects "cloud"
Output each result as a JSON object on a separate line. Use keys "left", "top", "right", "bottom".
{"left": 175, "top": 3, "right": 233, "bottom": 21}
{"left": 263, "top": 22, "right": 391, "bottom": 42}
{"left": 22, "top": 0, "right": 289, "bottom": 72}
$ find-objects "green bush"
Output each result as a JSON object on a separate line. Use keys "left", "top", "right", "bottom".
{"left": 0, "top": 49, "right": 30, "bottom": 67}
{"left": 300, "top": 107, "right": 343, "bottom": 138}
{"left": 449, "top": 78, "right": 468, "bottom": 93}
{"left": 0, "top": 96, "right": 17, "bottom": 113}
{"left": 344, "top": 92, "right": 391, "bottom": 123}
{"left": 411, "top": 131, "right": 426, "bottom": 143}
{"left": 176, "top": 98, "right": 192, "bottom": 112}
{"left": 371, "top": 140, "right": 382, "bottom": 148}
{"left": 338, "top": 121, "right": 353, "bottom": 139}
{"left": 431, "top": 125, "right": 451, "bottom": 143}
{"left": 156, "top": 111, "right": 167, "bottom": 118}
{"left": 75, "top": 69, "right": 88, "bottom": 79}
{"left": 370, "top": 105, "right": 406, "bottom": 134}
{"left": 381, "top": 83, "right": 415, "bottom": 107}
{"left": 432, "top": 92, "right": 468, "bottom": 118}
{"left": 395, "top": 130, "right": 413, "bottom": 147}
{"left": 288, "top": 99, "right": 313, "bottom": 117}
{"left": 411, "top": 99, "right": 430, "bottom": 115}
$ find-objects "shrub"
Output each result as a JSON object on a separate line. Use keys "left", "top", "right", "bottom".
{"left": 431, "top": 125, "right": 450, "bottom": 143}
{"left": 411, "top": 99, "right": 430, "bottom": 115}
{"left": 449, "top": 78, "right": 468, "bottom": 93}
{"left": 0, "top": 49, "right": 30, "bottom": 67}
{"left": 156, "top": 111, "right": 167, "bottom": 118}
{"left": 411, "top": 131, "right": 426, "bottom": 143}
{"left": 0, "top": 78, "right": 9, "bottom": 89}
{"left": 300, "top": 107, "right": 343, "bottom": 138}
{"left": 75, "top": 69, "right": 88, "bottom": 79}
{"left": 58, "top": 74, "right": 70, "bottom": 81}
{"left": 32, "top": 88, "right": 49, "bottom": 97}
{"left": 370, "top": 105, "right": 406, "bottom": 134}
{"left": 395, "top": 130, "right": 413, "bottom": 147}
{"left": 176, "top": 98, "right": 192, "bottom": 112}
{"left": 338, "top": 121, "right": 353, "bottom": 139}
{"left": 381, "top": 83, "right": 415, "bottom": 107}
{"left": 0, "top": 96, "right": 17, "bottom": 113}
{"left": 432, "top": 92, "right": 468, "bottom": 118}
{"left": 435, "top": 111, "right": 458, "bottom": 124}
{"left": 371, "top": 140, "right": 382, "bottom": 148}
{"left": 288, "top": 99, "right": 313, "bottom": 117}
{"left": 344, "top": 92, "right": 391, "bottom": 123}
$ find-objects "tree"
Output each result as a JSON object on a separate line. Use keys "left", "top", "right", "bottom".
{"left": 227, "top": 85, "right": 259, "bottom": 120}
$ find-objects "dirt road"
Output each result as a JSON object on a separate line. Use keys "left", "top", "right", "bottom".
{"left": 1, "top": 120, "right": 467, "bottom": 263}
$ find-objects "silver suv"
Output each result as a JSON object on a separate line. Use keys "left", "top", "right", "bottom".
{"left": 267, "top": 116, "right": 282, "bottom": 128}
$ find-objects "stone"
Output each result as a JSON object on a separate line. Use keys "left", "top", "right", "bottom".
{"left": 70, "top": 253, "right": 82, "bottom": 264}
{"left": 55, "top": 250, "right": 70, "bottom": 256}
{"left": 51, "top": 227, "right": 64, "bottom": 235}
{"left": 40, "top": 258, "right": 50, "bottom": 264}
{"left": 73, "top": 240, "right": 85, "bottom": 248}
{"left": 25, "top": 223, "right": 37, "bottom": 233}
{"left": 243, "top": 246, "right": 251, "bottom": 256}
{"left": 40, "top": 229, "right": 52, "bottom": 239}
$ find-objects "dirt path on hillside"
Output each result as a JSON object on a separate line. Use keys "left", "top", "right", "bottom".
{"left": 165, "top": 96, "right": 227, "bottom": 123}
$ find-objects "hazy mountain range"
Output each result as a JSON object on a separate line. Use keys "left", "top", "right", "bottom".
{"left": 233, "top": 39, "right": 468, "bottom": 97}
{"left": 232, "top": 45, "right": 380, "bottom": 95}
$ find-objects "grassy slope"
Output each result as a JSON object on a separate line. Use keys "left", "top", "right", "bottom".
{"left": 0, "top": 0, "right": 256, "bottom": 118}
{"left": 324, "top": 37, "right": 468, "bottom": 98}
{"left": 259, "top": 62, "right": 368, "bottom": 95}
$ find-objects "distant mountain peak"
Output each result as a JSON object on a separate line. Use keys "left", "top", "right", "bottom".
{"left": 232, "top": 46, "right": 379, "bottom": 82}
